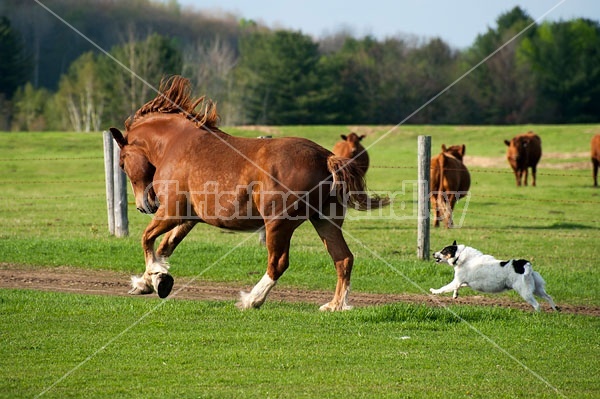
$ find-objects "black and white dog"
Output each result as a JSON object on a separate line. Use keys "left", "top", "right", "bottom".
{"left": 430, "top": 241, "right": 559, "bottom": 312}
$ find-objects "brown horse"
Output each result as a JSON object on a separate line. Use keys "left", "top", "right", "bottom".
{"left": 109, "top": 76, "right": 387, "bottom": 311}
{"left": 332, "top": 133, "right": 369, "bottom": 176}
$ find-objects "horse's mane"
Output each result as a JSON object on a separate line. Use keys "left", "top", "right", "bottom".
{"left": 125, "top": 75, "right": 219, "bottom": 130}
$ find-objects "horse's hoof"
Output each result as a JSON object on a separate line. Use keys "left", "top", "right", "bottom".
{"left": 155, "top": 273, "right": 174, "bottom": 299}
{"left": 319, "top": 303, "right": 335, "bottom": 311}
{"left": 319, "top": 302, "right": 353, "bottom": 311}
{"left": 129, "top": 276, "right": 154, "bottom": 295}
{"left": 236, "top": 291, "right": 262, "bottom": 310}
{"left": 128, "top": 286, "right": 153, "bottom": 295}
{"left": 236, "top": 291, "right": 252, "bottom": 310}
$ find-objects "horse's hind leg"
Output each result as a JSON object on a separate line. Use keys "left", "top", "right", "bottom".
{"left": 311, "top": 216, "right": 354, "bottom": 311}
{"left": 237, "top": 223, "right": 294, "bottom": 310}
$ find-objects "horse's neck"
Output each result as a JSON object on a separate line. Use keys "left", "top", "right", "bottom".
{"left": 140, "top": 125, "right": 230, "bottom": 166}
{"left": 136, "top": 131, "right": 171, "bottom": 166}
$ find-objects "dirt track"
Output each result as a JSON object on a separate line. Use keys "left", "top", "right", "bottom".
{"left": 1, "top": 264, "right": 598, "bottom": 316}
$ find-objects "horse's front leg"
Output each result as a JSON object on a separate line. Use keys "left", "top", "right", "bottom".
{"left": 129, "top": 211, "right": 179, "bottom": 298}
{"left": 156, "top": 221, "right": 197, "bottom": 258}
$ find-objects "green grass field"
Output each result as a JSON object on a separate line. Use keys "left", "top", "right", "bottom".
{"left": 0, "top": 125, "right": 599, "bottom": 398}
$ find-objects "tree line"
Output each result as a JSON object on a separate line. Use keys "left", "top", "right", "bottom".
{"left": 1, "top": 0, "right": 599, "bottom": 131}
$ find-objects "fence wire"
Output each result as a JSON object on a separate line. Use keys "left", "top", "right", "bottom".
{"left": 1, "top": 158, "right": 597, "bottom": 225}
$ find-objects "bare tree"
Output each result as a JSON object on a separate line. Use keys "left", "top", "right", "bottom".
{"left": 183, "top": 36, "right": 238, "bottom": 124}
{"left": 111, "top": 26, "right": 183, "bottom": 118}
{"left": 56, "top": 52, "right": 105, "bottom": 132}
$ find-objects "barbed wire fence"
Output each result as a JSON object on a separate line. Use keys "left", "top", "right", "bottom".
{"left": 0, "top": 137, "right": 597, "bottom": 261}
{"left": 0, "top": 164, "right": 595, "bottom": 201}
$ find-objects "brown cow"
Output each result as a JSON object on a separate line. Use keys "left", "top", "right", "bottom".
{"left": 430, "top": 144, "right": 471, "bottom": 228}
{"left": 332, "top": 133, "right": 369, "bottom": 176}
{"left": 504, "top": 132, "right": 542, "bottom": 187}
{"left": 592, "top": 134, "right": 600, "bottom": 187}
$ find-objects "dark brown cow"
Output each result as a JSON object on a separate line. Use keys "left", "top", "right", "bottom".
{"left": 504, "top": 132, "right": 542, "bottom": 187}
{"left": 332, "top": 133, "right": 369, "bottom": 176}
{"left": 592, "top": 134, "right": 600, "bottom": 187}
{"left": 430, "top": 144, "right": 471, "bottom": 228}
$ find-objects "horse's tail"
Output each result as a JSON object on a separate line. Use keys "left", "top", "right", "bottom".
{"left": 327, "top": 155, "right": 389, "bottom": 211}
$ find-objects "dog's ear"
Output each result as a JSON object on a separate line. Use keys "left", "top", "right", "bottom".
{"left": 452, "top": 240, "right": 457, "bottom": 246}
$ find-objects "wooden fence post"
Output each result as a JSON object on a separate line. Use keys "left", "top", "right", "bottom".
{"left": 112, "top": 142, "right": 129, "bottom": 237}
{"left": 417, "top": 135, "right": 431, "bottom": 260}
{"left": 103, "top": 131, "right": 115, "bottom": 235}
{"left": 103, "top": 130, "right": 129, "bottom": 237}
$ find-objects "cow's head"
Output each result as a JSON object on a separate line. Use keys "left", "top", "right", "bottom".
{"left": 441, "top": 144, "right": 466, "bottom": 162}
{"left": 340, "top": 132, "right": 366, "bottom": 158}
{"left": 504, "top": 135, "right": 529, "bottom": 167}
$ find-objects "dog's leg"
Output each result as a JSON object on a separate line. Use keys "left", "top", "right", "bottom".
{"left": 452, "top": 283, "right": 468, "bottom": 299}
{"left": 513, "top": 282, "right": 540, "bottom": 311}
{"left": 532, "top": 272, "right": 559, "bottom": 311}
{"left": 523, "top": 294, "right": 540, "bottom": 311}
{"left": 511, "top": 271, "right": 542, "bottom": 311}
{"left": 430, "top": 279, "right": 462, "bottom": 296}
{"left": 536, "top": 290, "right": 559, "bottom": 311}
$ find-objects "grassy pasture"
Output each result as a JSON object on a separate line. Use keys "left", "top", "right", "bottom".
{"left": 0, "top": 125, "right": 599, "bottom": 398}
{"left": 1, "top": 289, "right": 598, "bottom": 398}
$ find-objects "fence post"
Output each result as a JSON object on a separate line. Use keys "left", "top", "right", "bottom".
{"left": 417, "top": 135, "right": 431, "bottom": 260}
{"left": 112, "top": 142, "right": 129, "bottom": 237}
{"left": 103, "top": 130, "right": 129, "bottom": 237}
{"left": 102, "top": 131, "right": 115, "bottom": 235}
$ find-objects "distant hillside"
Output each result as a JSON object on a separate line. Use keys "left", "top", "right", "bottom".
{"left": 1, "top": 0, "right": 246, "bottom": 90}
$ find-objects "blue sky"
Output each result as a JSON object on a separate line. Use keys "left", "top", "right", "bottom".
{"left": 177, "top": 0, "right": 600, "bottom": 48}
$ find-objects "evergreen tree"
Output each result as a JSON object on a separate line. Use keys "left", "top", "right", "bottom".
{"left": 235, "top": 30, "right": 322, "bottom": 124}
{"left": 0, "top": 16, "right": 30, "bottom": 99}
{"left": 520, "top": 18, "right": 600, "bottom": 123}
{"left": 0, "top": 16, "right": 31, "bottom": 129}
{"left": 460, "top": 6, "right": 536, "bottom": 124}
